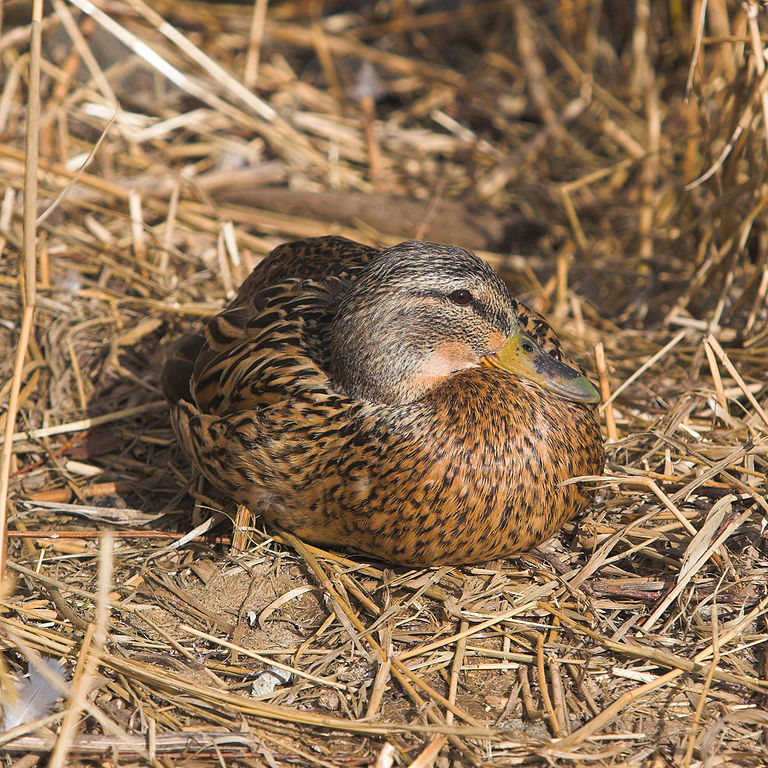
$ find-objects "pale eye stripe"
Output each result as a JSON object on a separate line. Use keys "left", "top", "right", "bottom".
{"left": 416, "top": 288, "right": 509, "bottom": 330}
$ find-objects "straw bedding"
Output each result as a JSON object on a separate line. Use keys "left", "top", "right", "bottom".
{"left": 0, "top": 1, "right": 767, "bottom": 765}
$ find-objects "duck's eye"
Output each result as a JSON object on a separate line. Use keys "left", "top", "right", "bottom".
{"left": 448, "top": 289, "right": 472, "bottom": 305}
{"left": 521, "top": 340, "right": 536, "bottom": 354}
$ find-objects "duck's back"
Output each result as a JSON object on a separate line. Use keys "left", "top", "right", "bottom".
{"left": 162, "top": 236, "right": 376, "bottom": 407}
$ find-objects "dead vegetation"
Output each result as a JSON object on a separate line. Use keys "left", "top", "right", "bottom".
{"left": 0, "top": 0, "right": 767, "bottom": 765}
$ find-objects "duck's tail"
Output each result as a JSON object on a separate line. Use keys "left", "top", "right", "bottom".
{"left": 168, "top": 398, "right": 272, "bottom": 503}
{"left": 168, "top": 399, "right": 232, "bottom": 493}
{"left": 161, "top": 332, "right": 206, "bottom": 404}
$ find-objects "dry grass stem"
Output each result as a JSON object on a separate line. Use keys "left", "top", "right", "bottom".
{"left": 0, "top": 0, "right": 42, "bottom": 584}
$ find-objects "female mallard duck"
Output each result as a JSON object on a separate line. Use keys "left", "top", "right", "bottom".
{"left": 162, "top": 236, "right": 604, "bottom": 566}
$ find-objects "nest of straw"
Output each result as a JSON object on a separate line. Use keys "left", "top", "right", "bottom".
{"left": 1, "top": 1, "right": 767, "bottom": 766}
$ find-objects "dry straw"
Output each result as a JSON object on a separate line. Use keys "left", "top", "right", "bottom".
{"left": 0, "top": 1, "right": 767, "bottom": 766}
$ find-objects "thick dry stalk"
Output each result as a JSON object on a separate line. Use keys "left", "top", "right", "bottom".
{"left": 0, "top": 0, "right": 42, "bottom": 584}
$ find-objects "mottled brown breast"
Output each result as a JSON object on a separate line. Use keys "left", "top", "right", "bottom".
{"left": 271, "top": 367, "right": 604, "bottom": 565}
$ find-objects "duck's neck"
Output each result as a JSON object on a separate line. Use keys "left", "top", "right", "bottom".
{"left": 328, "top": 309, "right": 430, "bottom": 404}
{"left": 328, "top": 298, "right": 478, "bottom": 405}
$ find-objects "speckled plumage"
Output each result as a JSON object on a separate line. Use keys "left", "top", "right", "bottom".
{"left": 163, "top": 236, "right": 604, "bottom": 566}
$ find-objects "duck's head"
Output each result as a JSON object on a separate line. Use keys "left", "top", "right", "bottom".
{"left": 329, "top": 241, "right": 600, "bottom": 406}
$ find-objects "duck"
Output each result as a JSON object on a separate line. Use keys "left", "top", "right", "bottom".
{"left": 162, "top": 236, "right": 604, "bottom": 566}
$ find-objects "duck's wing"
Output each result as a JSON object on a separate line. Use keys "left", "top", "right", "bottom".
{"left": 162, "top": 236, "right": 377, "bottom": 409}
{"left": 512, "top": 299, "right": 594, "bottom": 379}
{"left": 187, "top": 277, "right": 344, "bottom": 415}
{"left": 512, "top": 299, "right": 566, "bottom": 361}
{"left": 165, "top": 272, "right": 355, "bottom": 512}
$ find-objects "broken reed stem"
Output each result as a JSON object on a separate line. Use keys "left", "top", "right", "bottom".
{"left": 365, "top": 649, "right": 392, "bottom": 720}
{"left": 49, "top": 533, "right": 113, "bottom": 768}
{"left": 593, "top": 342, "right": 617, "bottom": 441}
{"left": 0, "top": 0, "right": 42, "bottom": 584}
{"left": 408, "top": 736, "right": 448, "bottom": 767}
{"left": 702, "top": 337, "right": 728, "bottom": 412}
{"left": 549, "top": 657, "right": 568, "bottom": 735}
{"left": 230, "top": 504, "right": 252, "bottom": 553}
{"left": 555, "top": 252, "right": 568, "bottom": 316}
{"left": 446, "top": 619, "right": 469, "bottom": 725}
{"left": 706, "top": 334, "right": 768, "bottom": 430}
{"left": 682, "top": 600, "right": 720, "bottom": 768}
{"left": 129, "top": 188, "right": 146, "bottom": 262}
{"left": 537, "top": 632, "right": 563, "bottom": 737}
{"left": 746, "top": 0, "right": 768, "bottom": 159}
{"left": 360, "top": 95, "right": 383, "bottom": 187}
{"left": 244, "top": 0, "right": 269, "bottom": 88}
{"left": 374, "top": 743, "right": 396, "bottom": 768}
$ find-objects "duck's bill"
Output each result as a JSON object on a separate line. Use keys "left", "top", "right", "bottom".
{"left": 483, "top": 329, "right": 601, "bottom": 404}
